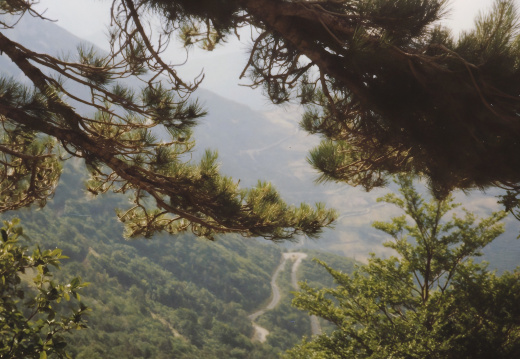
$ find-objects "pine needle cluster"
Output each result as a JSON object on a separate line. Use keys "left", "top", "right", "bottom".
{"left": 0, "top": 1, "right": 336, "bottom": 240}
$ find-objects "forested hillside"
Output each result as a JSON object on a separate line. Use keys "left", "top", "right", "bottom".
{"left": 3, "top": 13, "right": 517, "bottom": 273}
{"left": 5, "top": 161, "right": 356, "bottom": 358}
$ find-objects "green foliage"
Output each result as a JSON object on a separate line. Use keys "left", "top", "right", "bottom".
{"left": 0, "top": 219, "right": 88, "bottom": 359}
{"left": 297, "top": 251, "right": 357, "bottom": 290}
{"left": 0, "top": 79, "right": 61, "bottom": 212}
{"left": 250, "top": 251, "right": 359, "bottom": 352}
{"left": 3, "top": 0, "right": 520, "bottom": 236}
{"left": 257, "top": 0, "right": 520, "bottom": 198}
{"left": 3, "top": 162, "right": 309, "bottom": 358}
{"left": 0, "top": 0, "right": 336, "bottom": 242}
{"left": 148, "top": 0, "right": 520, "bottom": 230}
{"left": 287, "top": 176, "right": 520, "bottom": 358}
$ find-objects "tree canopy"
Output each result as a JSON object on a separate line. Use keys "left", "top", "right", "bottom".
{"left": 0, "top": 0, "right": 337, "bottom": 241}
{"left": 0, "top": 219, "right": 88, "bottom": 359}
{"left": 286, "top": 176, "right": 520, "bottom": 358}
{"left": 147, "top": 0, "right": 520, "bottom": 210}
{"left": 1, "top": 0, "right": 520, "bottom": 238}
{"left": 137, "top": 0, "right": 520, "bottom": 193}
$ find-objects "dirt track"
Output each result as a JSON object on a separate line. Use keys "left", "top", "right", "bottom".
{"left": 248, "top": 252, "right": 321, "bottom": 342}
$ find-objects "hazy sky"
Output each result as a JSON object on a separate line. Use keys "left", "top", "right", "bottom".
{"left": 32, "top": 0, "right": 513, "bottom": 109}
{"left": 35, "top": 0, "right": 502, "bottom": 41}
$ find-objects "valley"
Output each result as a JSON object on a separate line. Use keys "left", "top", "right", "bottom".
{"left": 1, "top": 9, "right": 519, "bottom": 358}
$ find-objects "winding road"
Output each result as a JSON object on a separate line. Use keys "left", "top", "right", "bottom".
{"left": 248, "top": 254, "right": 289, "bottom": 342}
{"left": 248, "top": 252, "right": 321, "bottom": 343}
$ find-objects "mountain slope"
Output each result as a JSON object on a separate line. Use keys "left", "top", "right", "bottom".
{"left": 2, "top": 13, "right": 518, "bottom": 266}
{"left": 8, "top": 162, "right": 326, "bottom": 358}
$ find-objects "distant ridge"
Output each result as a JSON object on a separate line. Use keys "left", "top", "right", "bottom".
{"left": 1, "top": 14, "right": 518, "bottom": 268}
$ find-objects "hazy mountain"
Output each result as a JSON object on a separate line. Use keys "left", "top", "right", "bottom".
{"left": 3, "top": 14, "right": 519, "bottom": 269}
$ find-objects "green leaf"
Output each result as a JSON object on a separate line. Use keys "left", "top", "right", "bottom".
{"left": 70, "top": 277, "right": 80, "bottom": 288}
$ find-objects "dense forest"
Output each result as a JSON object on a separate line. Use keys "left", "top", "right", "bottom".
{"left": 2, "top": 0, "right": 520, "bottom": 357}
{"left": 4, "top": 161, "right": 357, "bottom": 358}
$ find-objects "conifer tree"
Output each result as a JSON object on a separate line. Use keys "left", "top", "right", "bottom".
{"left": 0, "top": 1, "right": 336, "bottom": 240}
{"left": 285, "top": 176, "right": 520, "bottom": 358}
{"left": 145, "top": 0, "right": 520, "bottom": 214}
{"left": 2, "top": 0, "right": 520, "bottom": 237}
